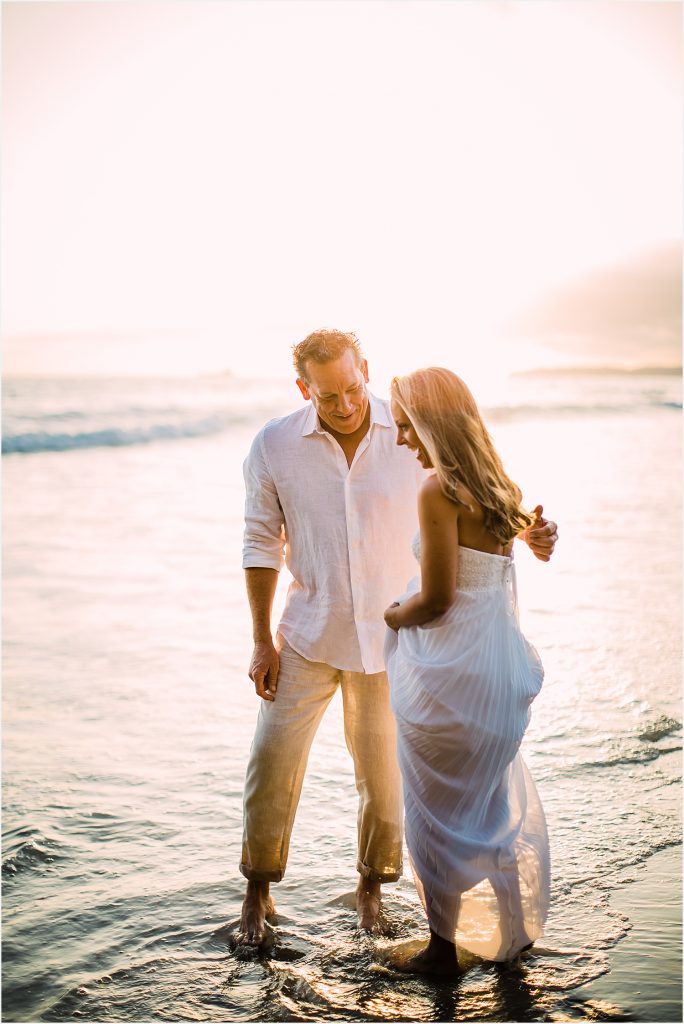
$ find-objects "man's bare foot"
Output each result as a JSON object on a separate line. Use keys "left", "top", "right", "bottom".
{"left": 236, "top": 880, "right": 276, "bottom": 947}
{"left": 356, "top": 878, "right": 383, "bottom": 933}
{"left": 390, "top": 931, "right": 461, "bottom": 977}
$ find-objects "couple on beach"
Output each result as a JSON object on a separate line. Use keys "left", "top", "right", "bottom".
{"left": 236, "top": 329, "right": 556, "bottom": 975}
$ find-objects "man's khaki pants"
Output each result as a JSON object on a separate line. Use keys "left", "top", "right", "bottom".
{"left": 240, "top": 636, "right": 404, "bottom": 883}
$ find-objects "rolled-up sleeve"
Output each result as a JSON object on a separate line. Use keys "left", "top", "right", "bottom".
{"left": 242, "top": 429, "right": 286, "bottom": 571}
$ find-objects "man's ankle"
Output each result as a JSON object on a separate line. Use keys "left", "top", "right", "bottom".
{"left": 245, "top": 879, "right": 269, "bottom": 897}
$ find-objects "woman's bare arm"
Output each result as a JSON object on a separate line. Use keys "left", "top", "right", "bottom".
{"left": 384, "top": 476, "right": 460, "bottom": 629}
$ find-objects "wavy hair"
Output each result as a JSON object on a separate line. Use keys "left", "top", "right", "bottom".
{"left": 391, "top": 367, "right": 534, "bottom": 544}
{"left": 292, "top": 329, "right": 364, "bottom": 383}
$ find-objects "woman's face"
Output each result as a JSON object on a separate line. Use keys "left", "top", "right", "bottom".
{"left": 390, "top": 398, "right": 433, "bottom": 468}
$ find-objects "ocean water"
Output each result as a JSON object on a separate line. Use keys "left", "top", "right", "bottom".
{"left": 2, "top": 369, "right": 682, "bottom": 1023}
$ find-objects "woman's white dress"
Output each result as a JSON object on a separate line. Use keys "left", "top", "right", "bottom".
{"left": 384, "top": 536, "right": 550, "bottom": 961}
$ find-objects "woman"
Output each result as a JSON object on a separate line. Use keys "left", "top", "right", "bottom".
{"left": 384, "top": 367, "right": 550, "bottom": 976}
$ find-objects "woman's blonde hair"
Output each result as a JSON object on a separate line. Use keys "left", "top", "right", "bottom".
{"left": 391, "top": 367, "right": 533, "bottom": 544}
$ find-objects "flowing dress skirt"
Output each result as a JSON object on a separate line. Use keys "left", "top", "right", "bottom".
{"left": 384, "top": 547, "right": 550, "bottom": 961}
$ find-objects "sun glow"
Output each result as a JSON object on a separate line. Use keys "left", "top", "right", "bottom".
{"left": 2, "top": 2, "right": 680, "bottom": 379}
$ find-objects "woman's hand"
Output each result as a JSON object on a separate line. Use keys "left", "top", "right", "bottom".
{"left": 384, "top": 602, "right": 401, "bottom": 631}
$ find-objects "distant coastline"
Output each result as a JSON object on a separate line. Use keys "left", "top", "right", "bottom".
{"left": 3, "top": 365, "right": 682, "bottom": 384}
{"left": 513, "top": 365, "right": 682, "bottom": 378}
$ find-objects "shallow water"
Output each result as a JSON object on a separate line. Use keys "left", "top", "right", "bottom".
{"left": 573, "top": 845, "right": 683, "bottom": 1023}
{"left": 2, "top": 372, "right": 682, "bottom": 1021}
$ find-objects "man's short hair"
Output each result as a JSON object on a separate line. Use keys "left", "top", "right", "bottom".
{"left": 292, "top": 329, "right": 364, "bottom": 382}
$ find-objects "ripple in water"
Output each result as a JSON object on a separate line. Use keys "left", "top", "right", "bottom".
{"left": 23, "top": 880, "right": 642, "bottom": 1023}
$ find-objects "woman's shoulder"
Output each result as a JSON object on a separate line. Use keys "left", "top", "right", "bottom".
{"left": 419, "top": 473, "right": 477, "bottom": 512}
{"left": 419, "top": 472, "right": 441, "bottom": 496}
{"left": 418, "top": 473, "right": 463, "bottom": 517}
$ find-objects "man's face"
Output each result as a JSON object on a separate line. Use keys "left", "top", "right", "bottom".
{"left": 297, "top": 350, "right": 370, "bottom": 435}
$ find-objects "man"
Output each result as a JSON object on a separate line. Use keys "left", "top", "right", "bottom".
{"left": 237, "top": 329, "right": 557, "bottom": 946}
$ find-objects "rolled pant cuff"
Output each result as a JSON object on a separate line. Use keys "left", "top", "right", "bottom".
{"left": 357, "top": 858, "right": 402, "bottom": 883}
{"left": 239, "top": 862, "right": 284, "bottom": 883}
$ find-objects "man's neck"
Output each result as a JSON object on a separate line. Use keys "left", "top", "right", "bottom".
{"left": 319, "top": 404, "right": 372, "bottom": 462}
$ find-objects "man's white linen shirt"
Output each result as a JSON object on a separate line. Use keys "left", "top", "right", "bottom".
{"left": 242, "top": 394, "right": 426, "bottom": 674}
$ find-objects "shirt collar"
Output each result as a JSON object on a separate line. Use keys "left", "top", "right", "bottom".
{"left": 301, "top": 392, "right": 393, "bottom": 437}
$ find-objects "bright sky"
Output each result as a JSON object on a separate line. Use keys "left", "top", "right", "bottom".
{"left": 2, "top": 0, "right": 681, "bottom": 387}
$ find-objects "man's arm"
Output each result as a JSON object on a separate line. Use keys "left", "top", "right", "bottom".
{"left": 242, "top": 429, "right": 286, "bottom": 700}
{"left": 245, "top": 567, "right": 280, "bottom": 701}
{"left": 519, "top": 504, "right": 558, "bottom": 562}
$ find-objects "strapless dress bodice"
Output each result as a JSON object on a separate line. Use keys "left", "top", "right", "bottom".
{"left": 411, "top": 532, "right": 513, "bottom": 593}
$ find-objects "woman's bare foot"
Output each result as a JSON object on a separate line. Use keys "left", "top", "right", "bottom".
{"left": 390, "top": 931, "right": 461, "bottom": 977}
{"left": 236, "top": 880, "right": 276, "bottom": 946}
{"left": 356, "top": 878, "right": 384, "bottom": 933}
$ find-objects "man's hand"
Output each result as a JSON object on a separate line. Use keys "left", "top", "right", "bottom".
{"left": 249, "top": 640, "right": 280, "bottom": 701}
{"left": 521, "top": 505, "right": 558, "bottom": 562}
